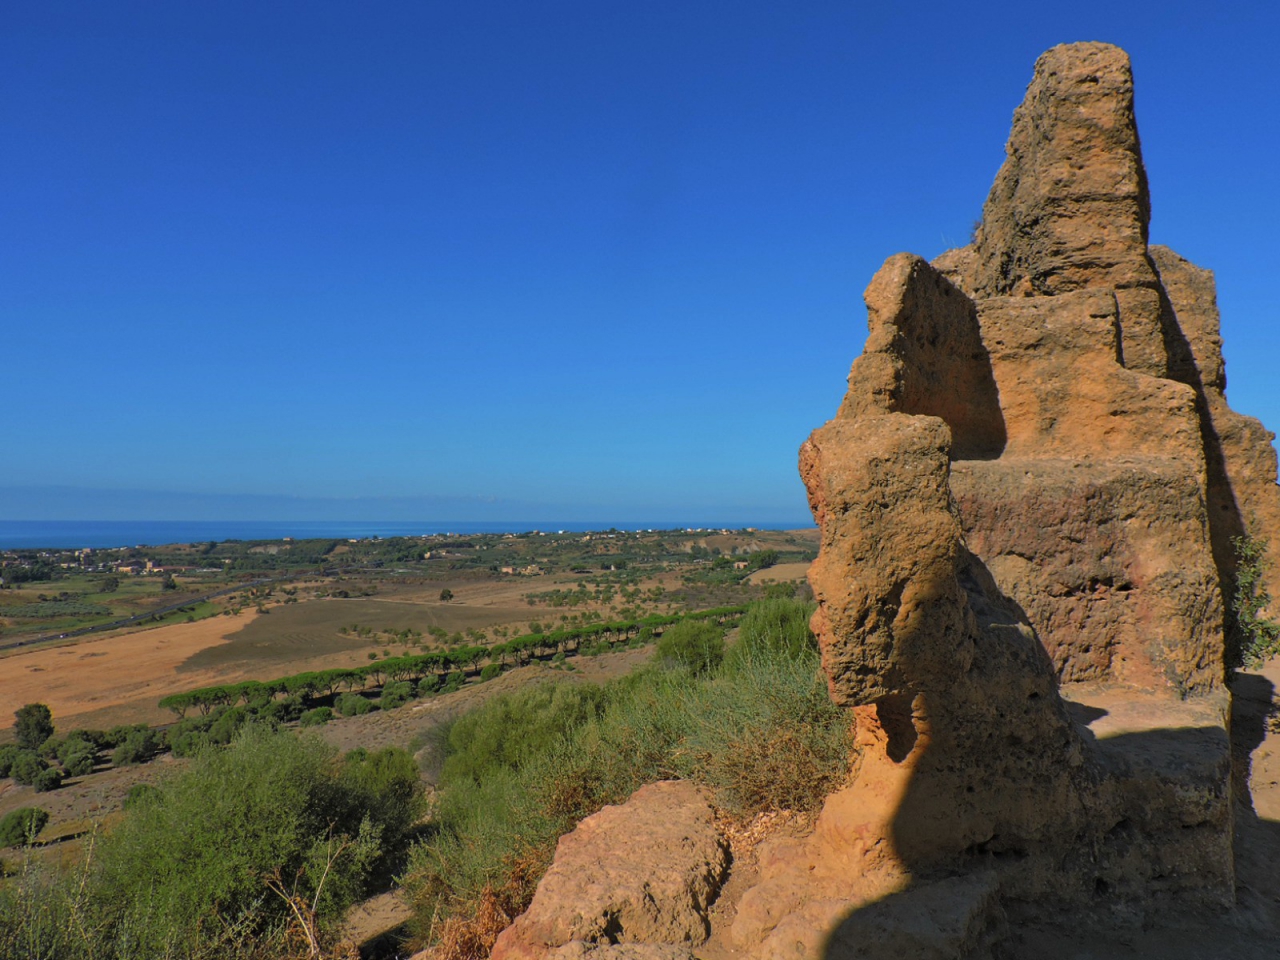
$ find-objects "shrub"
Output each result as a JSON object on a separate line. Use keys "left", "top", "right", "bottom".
{"left": 63, "top": 750, "right": 96, "bottom": 778}
{"left": 441, "top": 671, "right": 466, "bottom": 693}
{"left": 113, "top": 728, "right": 162, "bottom": 766}
{"left": 336, "top": 692, "right": 375, "bottom": 716}
{"left": 299, "top": 707, "right": 333, "bottom": 727}
{"left": 57, "top": 734, "right": 97, "bottom": 767}
{"left": 655, "top": 620, "right": 725, "bottom": 675}
{"left": 123, "top": 783, "right": 162, "bottom": 810}
{"left": 0, "top": 744, "right": 20, "bottom": 777}
{"left": 10, "top": 751, "right": 48, "bottom": 786}
{"left": 0, "top": 807, "right": 49, "bottom": 847}
{"left": 33, "top": 767, "right": 64, "bottom": 793}
{"left": 1233, "top": 536, "right": 1280, "bottom": 667}
{"left": 380, "top": 681, "right": 415, "bottom": 710}
{"left": 57, "top": 733, "right": 98, "bottom": 779}
{"left": 168, "top": 731, "right": 210, "bottom": 758}
{"left": 207, "top": 706, "right": 250, "bottom": 745}
{"left": 725, "top": 597, "right": 817, "bottom": 673}
{"left": 92, "top": 728, "right": 421, "bottom": 957}
{"left": 763, "top": 580, "right": 798, "bottom": 600}
{"left": 256, "top": 695, "right": 307, "bottom": 724}
{"left": 416, "top": 676, "right": 441, "bottom": 697}
{"left": 479, "top": 663, "right": 502, "bottom": 682}
{"left": 104, "top": 724, "right": 149, "bottom": 748}
{"left": 340, "top": 746, "right": 425, "bottom": 864}
{"left": 440, "top": 682, "right": 608, "bottom": 787}
{"left": 676, "top": 651, "right": 849, "bottom": 813}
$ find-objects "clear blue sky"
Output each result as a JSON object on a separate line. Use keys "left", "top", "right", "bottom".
{"left": 3, "top": 1, "right": 1277, "bottom": 524}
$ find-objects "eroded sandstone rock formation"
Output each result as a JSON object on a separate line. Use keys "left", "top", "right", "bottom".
{"left": 783, "top": 38, "right": 1280, "bottom": 954}
{"left": 490, "top": 781, "right": 728, "bottom": 960}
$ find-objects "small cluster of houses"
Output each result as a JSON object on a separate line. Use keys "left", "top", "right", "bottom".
{"left": 499, "top": 564, "right": 544, "bottom": 576}
{"left": 114, "top": 558, "right": 193, "bottom": 575}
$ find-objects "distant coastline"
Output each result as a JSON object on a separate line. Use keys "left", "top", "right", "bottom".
{"left": 0, "top": 519, "right": 814, "bottom": 550}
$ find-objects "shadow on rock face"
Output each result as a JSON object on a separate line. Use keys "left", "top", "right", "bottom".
{"left": 812, "top": 672, "right": 1280, "bottom": 960}
{"left": 790, "top": 39, "right": 1280, "bottom": 959}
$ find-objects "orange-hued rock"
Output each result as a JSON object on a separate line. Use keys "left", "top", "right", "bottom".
{"left": 750, "top": 39, "right": 1276, "bottom": 959}
{"left": 490, "top": 781, "right": 728, "bottom": 960}
{"left": 949, "top": 42, "right": 1156, "bottom": 302}
{"left": 1148, "top": 244, "right": 1280, "bottom": 612}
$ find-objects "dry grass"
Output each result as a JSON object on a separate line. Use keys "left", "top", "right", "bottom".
{"left": 713, "top": 807, "right": 807, "bottom": 866}
{"left": 420, "top": 851, "right": 549, "bottom": 960}
{"left": 742, "top": 561, "right": 811, "bottom": 584}
{"left": 0, "top": 611, "right": 260, "bottom": 732}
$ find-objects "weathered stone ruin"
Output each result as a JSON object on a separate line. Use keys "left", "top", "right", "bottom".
{"left": 787, "top": 39, "right": 1280, "bottom": 955}
{"left": 482, "top": 41, "right": 1280, "bottom": 960}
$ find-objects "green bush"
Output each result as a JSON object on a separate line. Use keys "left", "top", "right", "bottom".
{"left": 1233, "top": 536, "right": 1280, "bottom": 667}
{"left": 168, "top": 730, "right": 210, "bottom": 758}
{"left": 57, "top": 733, "right": 98, "bottom": 778}
{"left": 256, "top": 695, "right": 306, "bottom": 724}
{"left": 380, "top": 681, "right": 415, "bottom": 710}
{"left": 654, "top": 620, "right": 725, "bottom": 675}
{"left": 33, "top": 767, "right": 64, "bottom": 793}
{"left": 340, "top": 746, "right": 424, "bottom": 862}
{"left": 89, "top": 727, "right": 420, "bottom": 957}
{"left": 62, "top": 750, "right": 95, "bottom": 778}
{"left": 207, "top": 706, "right": 250, "bottom": 745}
{"left": 123, "top": 783, "right": 161, "bottom": 810}
{"left": 0, "top": 807, "right": 49, "bottom": 847}
{"left": 441, "top": 671, "right": 466, "bottom": 693}
{"left": 440, "top": 682, "right": 607, "bottom": 787}
{"left": 299, "top": 707, "right": 333, "bottom": 727}
{"left": 416, "top": 676, "right": 440, "bottom": 697}
{"left": 0, "top": 744, "right": 20, "bottom": 777}
{"left": 763, "top": 580, "right": 798, "bottom": 600}
{"left": 10, "top": 751, "right": 48, "bottom": 786}
{"left": 336, "top": 692, "right": 375, "bottom": 716}
{"left": 725, "top": 597, "right": 817, "bottom": 673}
{"left": 479, "top": 663, "right": 502, "bottom": 682}
{"left": 57, "top": 734, "right": 97, "bottom": 767}
{"left": 104, "top": 724, "right": 150, "bottom": 748}
{"left": 113, "top": 728, "right": 162, "bottom": 766}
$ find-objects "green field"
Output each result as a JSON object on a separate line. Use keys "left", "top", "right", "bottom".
{"left": 178, "top": 597, "right": 536, "bottom": 672}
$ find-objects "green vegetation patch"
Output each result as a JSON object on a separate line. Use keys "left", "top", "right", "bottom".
{"left": 1233, "top": 536, "right": 1280, "bottom": 668}
{"left": 0, "top": 807, "right": 49, "bottom": 848}
{"left": 4, "top": 601, "right": 112, "bottom": 618}
{"left": 0, "top": 728, "right": 424, "bottom": 959}
{"left": 403, "top": 597, "right": 846, "bottom": 946}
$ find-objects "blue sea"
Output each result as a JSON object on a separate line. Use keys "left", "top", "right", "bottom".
{"left": 0, "top": 519, "right": 811, "bottom": 550}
